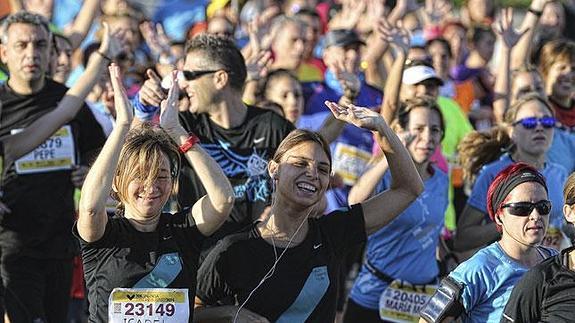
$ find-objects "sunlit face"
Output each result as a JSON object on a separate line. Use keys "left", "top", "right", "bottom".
{"left": 0, "top": 23, "right": 50, "bottom": 87}
{"left": 510, "top": 100, "right": 554, "bottom": 157}
{"left": 468, "top": 0, "right": 494, "bottom": 23}
{"left": 275, "top": 141, "right": 330, "bottom": 209}
{"left": 540, "top": 2, "right": 565, "bottom": 34}
{"left": 404, "top": 107, "right": 443, "bottom": 164}
{"left": 474, "top": 32, "right": 495, "bottom": 63}
{"left": 207, "top": 17, "right": 235, "bottom": 38}
{"left": 545, "top": 59, "right": 575, "bottom": 101}
{"left": 323, "top": 44, "right": 361, "bottom": 75}
{"left": 511, "top": 71, "right": 545, "bottom": 103}
{"left": 265, "top": 75, "right": 303, "bottom": 124}
{"left": 401, "top": 79, "right": 440, "bottom": 100}
{"left": 50, "top": 36, "right": 72, "bottom": 83}
{"left": 427, "top": 42, "right": 450, "bottom": 79}
{"left": 124, "top": 154, "right": 173, "bottom": 219}
{"left": 107, "top": 16, "right": 139, "bottom": 51}
{"left": 498, "top": 182, "right": 549, "bottom": 246}
{"left": 271, "top": 22, "right": 305, "bottom": 70}
{"left": 298, "top": 15, "right": 320, "bottom": 60}
{"left": 181, "top": 51, "right": 220, "bottom": 113}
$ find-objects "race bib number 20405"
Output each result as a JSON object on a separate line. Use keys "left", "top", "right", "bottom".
{"left": 108, "top": 288, "right": 189, "bottom": 323}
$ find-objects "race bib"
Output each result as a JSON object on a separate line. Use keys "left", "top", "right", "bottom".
{"left": 332, "top": 143, "right": 371, "bottom": 186}
{"left": 12, "top": 126, "right": 76, "bottom": 174}
{"left": 108, "top": 288, "right": 189, "bottom": 323}
{"left": 542, "top": 227, "right": 564, "bottom": 251}
{"left": 379, "top": 280, "right": 437, "bottom": 323}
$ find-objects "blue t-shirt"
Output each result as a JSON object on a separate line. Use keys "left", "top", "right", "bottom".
{"left": 299, "top": 72, "right": 382, "bottom": 211}
{"left": 547, "top": 128, "right": 575, "bottom": 173}
{"left": 467, "top": 153, "right": 568, "bottom": 229}
{"left": 349, "top": 166, "right": 449, "bottom": 309}
{"left": 449, "top": 242, "right": 557, "bottom": 323}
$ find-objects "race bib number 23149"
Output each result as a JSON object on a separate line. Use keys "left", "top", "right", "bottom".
{"left": 108, "top": 288, "right": 189, "bottom": 323}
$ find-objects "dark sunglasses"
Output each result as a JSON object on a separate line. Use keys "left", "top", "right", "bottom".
{"left": 501, "top": 200, "right": 552, "bottom": 216}
{"left": 181, "top": 69, "right": 222, "bottom": 81}
{"left": 513, "top": 117, "right": 556, "bottom": 129}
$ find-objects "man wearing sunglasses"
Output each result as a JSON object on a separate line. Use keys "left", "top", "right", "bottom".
{"left": 134, "top": 34, "right": 295, "bottom": 247}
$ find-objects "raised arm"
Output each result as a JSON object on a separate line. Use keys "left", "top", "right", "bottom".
{"left": 65, "top": 0, "right": 101, "bottom": 50}
{"left": 325, "top": 101, "right": 423, "bottom": 235}
{"left": 347, "top": 156, "right": 389, "bottom": 204}
{"left": 77, "top": 64, "right": 133, "bottom": 242}
{"left": 377, "top": 18, "right": 410, "bottom": 124}
{"left": 159, "top": 73, "right": 235, "bottom": 236}
{"left": 2, "top": 23, "right": 123, "bottom": 167}
{"left": 493, "top": 8, "right": 526, "bottom": 123}
{"left": 510, "top": 0, "right": 550, "bottom": 69}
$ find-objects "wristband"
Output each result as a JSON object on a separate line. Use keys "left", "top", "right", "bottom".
{"left": 96, "top": 51, "right": 112, "bottom": 61}
{"left": 131, "top": 93, "right": 159, "bottom": 121}
{"left": 528, "top": 8, "right": 542, "bottom": 17}
{"left": 179, "top": 134, "right": 200, "bottom": 153}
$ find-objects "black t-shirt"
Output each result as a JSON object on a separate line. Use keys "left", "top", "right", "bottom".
{"left": 0, "top": 79, "right": 106, "bottom": 258}
{"left": 178, "top": 106, "right": 294, "bottom": 240}
{"left": 501, "top": 246, "right": 575, "bottom": 323}
{"left": 196, "top": 204, "right": 367, "bottom": 322}
{"left": 75, "top": 210, "right": 206, "bottom": 323}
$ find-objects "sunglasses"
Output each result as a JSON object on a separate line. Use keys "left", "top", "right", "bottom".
{"left": 501, "top": 200, "right": 552, "bottom": 216}
{"left": 181, "top": 69, "right": 223, "bottom": 81}
{"left": 513, "top": 117, "right": 556, "bottom": 129}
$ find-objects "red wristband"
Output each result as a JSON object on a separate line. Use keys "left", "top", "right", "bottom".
{"left": 179, "top": 134, "right": 200, "bottom": 153}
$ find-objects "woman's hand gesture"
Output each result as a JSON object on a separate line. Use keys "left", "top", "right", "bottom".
{"left": 99, "top": 22, "right": 126, "bottom": 61}
{"left": 109, "top": 63, "right": 133, "bottom": 126}
{"left": 494, "top": 8, "right": 527, "bottom": 49}
{"left": 325, "top": 101, "right": 385, "bottom": 131}
{"left": 159, "top": 71, "right": 186, "bottom": 137}
{"left": 376, "top": 17, "right": 410, "bottom": 54}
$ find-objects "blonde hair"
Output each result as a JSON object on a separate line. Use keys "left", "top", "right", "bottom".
{"left": 564, "top": 173, "right": 575, "bottom": 205}
{"left": 112, "top": 123, "right": 181, "bottom": 214}
{"left": 538, "top": 39, "right": 575, "bottom": 80}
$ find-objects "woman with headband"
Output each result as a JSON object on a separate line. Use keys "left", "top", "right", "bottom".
{"left": 194, "top": 101, "right": 424, "bottom": 322}
{"left": 500, "top": 172, "right": 575, "bottom": 322}
{"left": 420, "top": 163, "right": 557, "bottom": 323}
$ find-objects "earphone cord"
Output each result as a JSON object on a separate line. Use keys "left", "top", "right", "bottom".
{"left": 232, "top": 204, "right": 313, "bottom": 323}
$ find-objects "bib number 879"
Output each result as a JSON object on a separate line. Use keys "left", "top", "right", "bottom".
{"left": 124, "top": 303, "right": 175, "bottom": 316}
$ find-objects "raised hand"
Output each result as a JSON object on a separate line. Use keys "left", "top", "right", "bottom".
{"left": 245, "top": 50, "right": 272, "bottom": 82}
{"left": 23, "top": 0, "right": 54, "bottom": 19}
{"left": 98, "top": 22, "right": 126, "bottom": 61}
{"left": 376, "top": 18, "right": 411, "bottom": 54}
{"left": 329, "top": 0, "right": 367, "bottom": 30}
{"left": 139, "top": 21, "right": 172, "bottom": 58}
{"left": 139, "top": 69, "right": 166, "bottom": 106}
{"left": 109, "top": 63, "right": 133, "bottom": 126}
{"left": 422, "top": 0, "right": 453, "bottom": 26}
{"left": 325, "top": 101, "right": 385, "bottom": 131}
{"left": 494, "top": 8, "right": 527, "bottom": 49}
{"left": 366, "top": 0, "right": 387, "bottom": 30}
{"left": 159, "top": 71, "right": 186, "bottom": 137}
